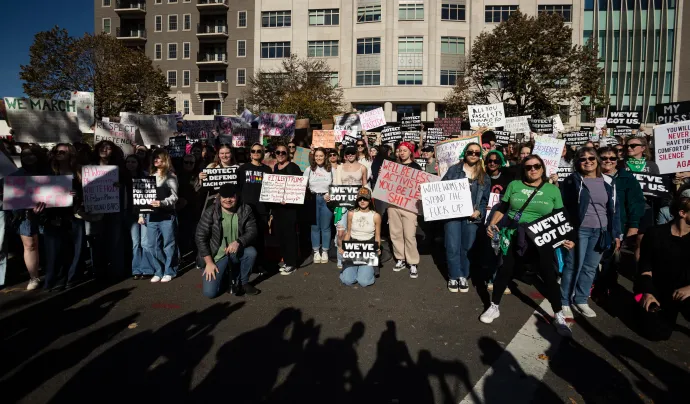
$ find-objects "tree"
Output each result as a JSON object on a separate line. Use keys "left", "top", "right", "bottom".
{"left": 20, "top": 27, "right": 173, "bottom": 118}
{"left": 243, "top": 54, "right": 344, "bottom": 122}
{"left": 444, "top": 11, "right": 608, "bottom": 120}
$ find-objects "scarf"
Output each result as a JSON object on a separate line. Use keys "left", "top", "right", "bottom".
{"left": 626, "top": 157, "right": 646, "bottom": 172}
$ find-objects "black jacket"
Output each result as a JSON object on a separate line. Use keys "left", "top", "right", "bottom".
{"left": 195, "top": 198, "right": 258, "bottom": 260}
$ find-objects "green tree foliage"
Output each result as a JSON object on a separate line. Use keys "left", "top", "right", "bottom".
{"left": 444, "top": 11, "right": 608, "bottom": 119}
{"left": 243, "top": 54, "right": 344, "bottom": 122}
{"left": 20, "top": 27, "right": 173, "bottom": 118}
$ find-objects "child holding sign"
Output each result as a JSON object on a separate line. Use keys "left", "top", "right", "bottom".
{"left": 339, "top": 188, "right": 381, "bottom": 287}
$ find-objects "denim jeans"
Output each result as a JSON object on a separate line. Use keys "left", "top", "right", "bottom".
{"left": 561, "top": 227, "right": 605, "bottom": 305}
{"left": 129, "top": 216, "right": 153, "bottom": 275}
{"left": 311, "top": 194, "right": 333, "bottom": 251}
{"left": 444, "top": 219, "right": 478, "bottom": 279}
{"left": 144, "top": 216, "right": 178, "bottom": 277}
{"left": 202, "top": 246, "right": 257, "bottom": 298}
{"left": 43, "top": 218, "right": 85, "bottom": 288}
{"left": 0, "top": 211, "right": 6, "bottom": 286}
{"left": 340, "top": 265, "right": 375, "bottom": 287}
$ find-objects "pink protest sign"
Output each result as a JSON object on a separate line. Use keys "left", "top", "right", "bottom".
{"left": 3, "top": 175, "right": 73, "bottom": 210}
{"left": 372, "top": 160, "right": 440, "bottom": 214}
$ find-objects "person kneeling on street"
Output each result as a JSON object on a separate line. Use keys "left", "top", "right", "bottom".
{"left": 339, "top": 188, "right": 381, "bottom": 287}
{"left": 196, "top": 183, "right": 260, "bottom": 298}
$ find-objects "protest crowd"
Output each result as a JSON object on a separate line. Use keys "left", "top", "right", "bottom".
{"left": 1, "top": 99, "right": 690, "bottom": 342}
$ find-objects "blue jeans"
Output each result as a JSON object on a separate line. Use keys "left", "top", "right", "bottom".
{"left": 561, "top": 227, "right": 605, "bottom": 305}
{"left": 202, "top": 246, "right": 257, "bottom": 298}
{"left": 130, "top": 216, "right": 153, "bottom": 275}
{"left": 144, "top": 216, "right": 178, "bottom": 277}
{"left": 444, "top": 219, "right": 478, "bottom": 279}
{"left": 340, "top": 265, "right": 375, "bottom": 287}
{"left": 43, "top": 218, "right": 84, "bottom": 288}
{"left": 311, "top": 194, "right": 333, "bottom": 250}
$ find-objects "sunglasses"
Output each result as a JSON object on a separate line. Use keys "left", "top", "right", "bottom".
{"left": 615, "top": 148, "right": 624, "bottom": 152}
{"left": 357, "top": 144, "right": 365, "bottom": 147}
{"left": 486, "top": 159, "right": 499, "bottom": 164}
{"left": 329, "top": 153, "right": 337, "bottom": 157}
{"left": 626, "top": 144, "right": 642, "bottom": 149}
{"left": 465, "top": 151, "right": 481, "bottom": 157}
{"left": 345, "top": 152, "right": 356, "bottom": 156}
{"left": 600, "top": 156, "right": 617, "bottom": 162}
{"left": 524, "top": 163, "right": 543, "bottom": 171}
{"left": 288, "top": 146, "right": 296, "bottom": 149}
{"left": 276, "top": 151, "right": 288, "bottom": 156}
{"left": 579, "top": 156, "right": 597, "bottom": 163}
{"left": 250, "top": 149, "right": 263, "bottom": 153}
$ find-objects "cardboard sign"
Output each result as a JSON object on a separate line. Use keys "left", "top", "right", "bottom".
{"left": 359, "top": 107, "right": 386, "bottom": 131}
{"left": 653, "top": 121, "right": 690, "bottom": 174}
{"left": 656, "top": 101, "right": 690, "bottom": 125}
{"left": 403, "top": 131, "right": 421, "bottom": 143}
{"left": 525, "top": 211, "right": 574, "bottom": 250}
{"left": 595, "top": 117, "right": 607, "bottom": 133}
{"left": 401, "top": 116, "right": 422, "bottom": 130}
{"left": 259, "top": 113, "right": 296, "bottom": 138}
{"left": 132, "top": 177, "right": 156, "bottom": 213}
{"left": 494, "top": 131, "right": 513, "bottom": 147}
{"left": 312, "top": 130, "right": 336, "bottom": 148}
{"left": 424, "top": 128, "right": 447, "bottom": 146}
{"left": 372, "top": 160, "right": 440, "bottom": 214}
{"left": 557, "top": 165, "right": 573, "bottom": 183}
{"left": 468, "top": 103, "right": 506, "bottom": 128}
{"left": 202, "top": 166, "right": 238, "bottom": 190}
{"left": 434, "top": 117, "right": 463, "bottom": 135}
{"left": 120, "top": 112, "right": 177, "bottom": 146}
{"left": 606, "top": 111, "right": 640, "bottom": 128}
{"left": 259, "top": 174, "right": 308, "bottom": 204}
{"left": 434, "top": 135, "right": 481, "bottom": 178}
{"left": 82, "top": 165, "right": 120, "bottom": 213}
{"left": 381, "top": 126, "right": 403, "bottom": 144}
{"left": 528, "top": 118, "right": 554, "bottom": 134}
{"left": 333, "top": 113, "right": 361, "bottom": 131}
{"left": 293, "top": 146, "right": 311, "bottom": 172}
{"left": 94, "top": 121, "right": 137, "bottom": 155}
{"left": 343, "top": 241, "right": 379, "bottom": 266}
{"left": 549, "top": 115, "right": 565, "bottom": 133}
{"left": 329, "top": 185, "right": 360, "bottom": 208}
{"left": 3, "top": 97, "right": 81, "bottom": 144}
{"left": 504, "top": 115, "right": 532, "bottom": 134}
{"left": 612, "top": 127, "right": 633, "bottom": 138}
{"left": 532, "top": 135, "right": 566, "bottom": 176}
{"left": 420, "top": 179, "right": 473, "bottom": 221}
{"left": 632, "top": 173, "right": 671, "bottom": 199}
{"left": 563, "top": 131, "right": 589, "bottom": 147}
{"left": 70, "top": 91, "right": 95, "bottom": 133}
{"left": 167, "top": 135, "right": 187, "bottom": 158}
{"left": 3, "top": 175, "right": 73, "bottom": 210}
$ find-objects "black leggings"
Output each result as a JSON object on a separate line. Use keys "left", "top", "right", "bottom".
{"left": 636, "top": 297, "right": 690, "bottom": 341}
{"left": 273, "top": 209, "right": 298, "bottom": 267}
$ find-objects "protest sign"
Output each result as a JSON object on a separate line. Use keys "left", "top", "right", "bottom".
{"left": 632, "top": 173, "right": 672, "bottom": 199}
{"left": 240, "top": 109, "right": 256, "bottom": 124}
{"left": 120, "top": 112, "right": 177, "bottom": 146}
{"left": 132, "top": 177, "right": 157, "bottom": 213}
{"left": 202, "top": 166, "right": 238, "bottom": 190}
{"left": 333, "top": 129, "right": 351, "bottom": 143}
{"left": 216, "top": 115, "right": 249, "bottom": 136}
{"left": 415, "top": 158, "right": 427, "bottom": 172}
{"left": 94, "top": 120, "right": 137, "bottom": 155}
{"left": 550, "top": 115, "right": 565, "bottom": 133}
{"left": 420, "top": 179, "right": 473, "bottom": 221}
{"left": 606, "top": 111, "right": 640, "bottom": 128}
{"left": 652, "top": 121, "right": 690, "bottom": 174}
{"left": 3, "top": 97, "right": 81, "bottom": 144}
{"left": 70, "top": 91, "right": 95, "bottom": 133}
{"left": 329, "top": 185, "right": 360, "bottom": 208}
{"left": 403, "top": 131, "right": 421, "bottom": 143}
{"left": 343, "top": 241, "right": 379, "bottom": 266}
{"left": 359, "top": 107, "right": 386, "bottom": 130}
{"left": 493, "top": 131, "right": 513, "bottom": 147}
{"left": 656, "top": 101, "right": 690, "bottom": 125}
{"left": 342, "top": 131, "right": 361, "bottom": 146}
{"left": 259, "top": 113, "right": 296, "bottom": 138}
{"left": 424, "top": 128, "right": 447, "bottom": 146}
{"left": 580, "top": 125, "right": 594, "bottom": 133}
{"left": 181, "top": 120, "right": 216, "bottom": 139}
{"left": 381, "top": 126, "right": 403, "bottom": 144}
{"left": 525, "top": 211, "right": 574, "bottom": 250}
{"left": 563, "top": 131, "right": 589, "bottom": 148}
{"left": 312, "top": 130, "right": 336, "bottom": 148}
{"left": 595, "top": 117, "right": 607, "bottom": 133}
{"left": 557, "top": 165, "right": 573, "bottom": 183}
{"left": 434, "top": 135, "right": 481, "bottom": 178}
{"left": 468, "top": 103, "right": 506, "bottom": 128}
{"left": 81, "top": 165, "right": 120, "bottom": 213}
{"left": 504, "top": 115, "right": 532, "bottom": 134}
{"left": 528, "top": 118, "right": 554, "bottom": 135}
{"left": 334, "top": 113, "right": 361, "bottom": 130}
{"left": 533, "top": 135, "right": 566, "bottom": 176}
{"left": 3, "top": 175, "right": 73, "bottom": 210}
{"left": 434, "top": 117, "right": 463, "bottom": 135}
{"left": 372, "top": 160, "right": 440, "bottom": 214}
{"left": 293, "top": 146, "right": 311, "bottom": 172}
{"left": 231, "top": 127, "right": 261, "bottom": 148}
{"left": 259, "top": 174, "right": 308, "bottom": 204}
{"left": 0, "top": 152, "right": 17, "bottom": 179}
{"left": 167, "top": 135, "right": 187, "bottom": 158}
{"left": 401, "top": 116, "right": 422, "bottom": 130}
{"left": 485, "top": 192, "right": 502, "bottom": 224}
{"left": 611, "top": 127, "right": 632, "bottom": 138}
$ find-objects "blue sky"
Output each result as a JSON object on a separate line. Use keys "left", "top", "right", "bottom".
{"left": 0, "top": 0, "right": 94, "bottom": 98}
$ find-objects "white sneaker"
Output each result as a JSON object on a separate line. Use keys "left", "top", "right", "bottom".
{"left": 409, "top": 265, "right": 418, "bottom": 279}
{"left": 448, "top": 279, "right": 459, "bottom": 293}
{"left": 561, "top": 306, "right": 574, "bottom": 319}
{"left": 458, "top": 277, "right": 469, "bottom": 293}
{"left": 150, "top": 276, "right": 161, "bottom": 283}
{"left": 313, "top": 251, "right": 322, "bottom": 264}
{"left": 553, "top": 311, "right": 573, "bottom": 338}
{"left": 393, "top": 260, "right": 406, "bottom": 272}
{"left": 320, "top": 251, "right": 329, "bottom": 264}
{"left": 26, "top": 277, "right": 40, "bottom": 291}
{"left": 480, "top": 303, "right": 500, "bottom": 324}
{"left": 161, "top": 275, "right": 173, "bottom": 283}
{"left": 574, "top": 303, "right": 597, "bottom": 318}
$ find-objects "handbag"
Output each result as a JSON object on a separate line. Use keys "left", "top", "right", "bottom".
{"left": 500, "top": 182, "right": 546, "bottom": 256}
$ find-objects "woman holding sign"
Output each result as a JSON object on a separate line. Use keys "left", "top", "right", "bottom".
{"left": 198, "top": 144, "right": 236, "bottom": 182}
{"left": 271, "top": 144, "right": 303, "bottom": 275}
{"left": 303, "top": 148, "right": 334, "bottom": 264}
{"left": 339, "top": 188, "right": 381, "bottom": 287}
{"left": 125, "top": 155, "right": 153, "bottom": 279}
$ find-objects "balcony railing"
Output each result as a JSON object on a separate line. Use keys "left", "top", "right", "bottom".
{"left": 195, "top": 81, "right": 229, "bottom": 94}
{"left": 196, "top": 24, "right": 228, "bottom": 35}
{"left": 197, "top": 0, "right": 228, "bottom": 9}
{"left": 116, "top": 28, "right": 147, "bottom": 40}
{"left": 196, "top": 53, "right": 228, "bottom": 63}
{"left": 115, "top": 1, "right": 146, "bottom": 12}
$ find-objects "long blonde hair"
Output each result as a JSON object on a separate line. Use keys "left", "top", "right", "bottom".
{"left": 150, "top": 148, "right": 173, "bottom": 177}
{"left": 462, "top": 142, "right": 487, "bottom": 186}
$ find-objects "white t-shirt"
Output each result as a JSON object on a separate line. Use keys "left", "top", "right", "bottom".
{"left": 304, "top": 166, "right": 333, "bottom": 193}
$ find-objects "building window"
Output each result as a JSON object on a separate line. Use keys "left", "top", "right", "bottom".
{"left": 610, "top": 74, "right": 618, "bottom": 95}
{"left": 309, "top": 9, "right": 339, "bottom": 26}
{"left": 537, "top": 5, "right": 572, "bottom": 22}
{"left": 612, "top": 30, "right": 620, "bottom": 61}
{"left": 624, "top": 72, "right": 631, "bottom": 95}
{"left": 485, "top": 6, "right": 518, "bottom": 23}
{"left": 328, "top": 72, "right": 339, "bottom": 87}
{"left": 261, "top": 42, "right": 291, "bottom": 58}
{"left": 183, "top": 42, "right": 190, "bottom": 59}
{"left": 654, "top": 29, "right": 661, "bottom": 61}
{"left": 308, "top": 40, "right": 339, "bottom": 57}
{"left": 664, "top": 72, "right": 672, "bottom": 96}
{"left": 183, "top": 14, "right": 191, "bottom": 31}
{"left": 237, "top": 69, "right": 246, "bottom": 85}
{"left": 651, "top": 72, "right": 658, "bottom": 96}
{"left": 262, "top": 11, "right": 291, "bottom": 28}
{"left": 357, "top": 38, "right": 381, "bottom": 54}
{"left": 154, "top": 43, "right": 162, "bottom": 60}
{"left": 238, "top": 11, "right": 247, "bottom": 28}
{"left": 399, "top": 1, "right": 424, "bottom": 21}
{"left": 168, "top": 71, "right": 177, "bottom": 87}
{"left": 441, "top": 37, "right": 465, "bottom": 54}
{"left": 103, "top": 0, "right": 111, "bottom": 6}
{"left": 398, "top": 36, "right": 423, "bottom": 53}
{"left": 357, "top": 5, "right": 382, "bottom": 23}
{"left": 168, "top": 0, "right": 177, "bottom": 3}
{"left": 441, "top": 3, "right": 465, "bottom": 21}
{"left": 237, "top": 40, "right": 246, "bottom": 57}
{"left": 667, "top": 29, "right": 674, "bottom": 61}
{"left": 440, "top": 70, "right": 460, "bottom": 86}
{"left": 155, "top": 0, "right": 162, "bottom": 4}
{"left": 236, "top": 99, "right": 245, "bottom": 114}
{"left": 168, "top": 15, "right": 178, "bottom": 31}
{"left": 102, "top": 18, "right": 111, "bottom": 34}
{"left": 398, "top": 70, "right": 423, "bottom": 85}
{"left": 155, "top": 15, "right": 162, "bottom": 32}
{"left": 356, "top": 71, "right": 381, "bottom": 86}
{"left": 638, "top": 75, "right": 645, "bottom": 95}
{"left": 183, "top": 70, "right": 190, "bottom": 87}
{"left": 168, "top": 43, "right": 177, "bottom": 59}
{"left": 183, "top": 100, "right": 190, "bottom": 115}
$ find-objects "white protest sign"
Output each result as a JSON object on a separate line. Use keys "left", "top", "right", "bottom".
{"left": 372, "top": 160, "right": 440, "bottom": 214}
{"left": 259, "top": 174, "right": 308, "bottom": 204}
{"left": 120, "top": 112, "right": 177, "bottom": 146}
{"left": 468, "top": 103, "right": 506, "bottom": 128}
{"left": 3, "top": 175, "right": 73, "bottom": 210}
{"left": 82, "top": 165, "right": 120, "bottom": 213}
{"left": 485, "top": 192, "right": 502, "bottom": 224}
{"left": 3, "top": 97, "right": 81, "bottom": 144}
{"left": 504, "top": 115, "right": 532, "bottom": 134}
{"left": 549, "top": 115, "right": 565, "bottom": 133}
{"left": 70, "top": 91, "right": 95, "bottom": 133}
{"left": 653, "top": 120, "right": 690, "bottom": 174}
{"left": 95, "top": 121, "right": 137, "bottom": 155}
{"left": 434, "top": 135, "right": 481, "bottom": 178}
{"left": 358, "top": 107, "right": 386, "bottom": 131}
{"left": 420, "top": 179, "right": 473, "bottom": 221}
{"left": 595, "top": 117, "right": 607, "bottom": 133}
{"left": 533, "top": 135, "right": 566, "bottom": 177}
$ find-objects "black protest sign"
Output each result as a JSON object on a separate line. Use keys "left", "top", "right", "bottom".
{"left": 525, "top": 211, "right": 574, "bottom": 250}
{"left": 580, "top": 126, "right": 594, "bottom": 133}
{"left": 612, "top": 127, "right": 633, "bottom": 138}
{"left": 415, "top": 158, "right": 427, "bottom": 171}
{"left": 132, "top": 177, "right": 157, "bottom": 213}
{"left": 557, "top": 165, "right": 572, "bottom": 182}
{"left": 343, "top": 241, "right": 379, "bottom": 266}
{"left": 329, "top": 185, "right": 360, "bottom": 208}
{"left": 403, "top": 131, "right": 421, "bottom": 143}
{"left": 424, "top": 128, "right": 447, "bottom": 146}
{"left": 528, "top": 118, "right": 554, "bottom": 134}
{"left": 202, "top": 166, "right": 238, "bottom": 190}
{"left": 606, "top": 111, "right": 641, "bottom": 128}
{"left": 167, "top": 135, "right": 187, "bottom": 158}
{"left": 656, "top": 101, "right": 690, "bottom": 125}
{"left": 632, "top": 173, "right": 672, "bottom": 199}
{"left": 381, "top": 126, "right": 403, "bottom": 144}
{"left": 434, "top": 117, "right": 463, "bottom": 135}
{"left": 342, "top": 132, "right": 361, "bottom": 146}
{"left": 563, "top": 131, "right": 589, "bottom": 147}
{"left": 493, "top": 131, "right": 513, "bottom": 146}
{"left": 401, "top": 116, "right": 422, "bottom": 130}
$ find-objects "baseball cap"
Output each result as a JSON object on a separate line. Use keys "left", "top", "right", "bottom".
{"left": 356, "top": 187, "right": 372, "bottom": 201}
{"left": 219, "top": 183, "right": 239, "bottom": 198}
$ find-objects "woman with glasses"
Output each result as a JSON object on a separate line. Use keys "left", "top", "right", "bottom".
{"left": 328, "top": 149, "right": 340, "bottom": 167}
{"left": 482, "top": 155, "right": 575, "bottom": 337}
{"left": 288, "top": 142, "right": 297, "bottom": 160}
{"left": 421, "top": 146, "right": 437, "bottom": 175}
{"left": 339, "top": 188, "right": 381, "bottom": 287}
{"left": 442, "top": 143, "right": 490, "bottom": 293}
{"left": 333, "top": 146, "right": 368, "bottom": 269}
{"left": 303, "top": 148, "right": 334, "bottom": 264}
{"left": 560, "top": 148, "right": 621, "bottom": 318}
{"left": 271, "top": 144, "right": 303, "bottom": 275}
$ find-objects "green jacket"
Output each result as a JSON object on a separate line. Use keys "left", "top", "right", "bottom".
{"left": 609, "top": 169, "right": 645, "bottom": 231}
